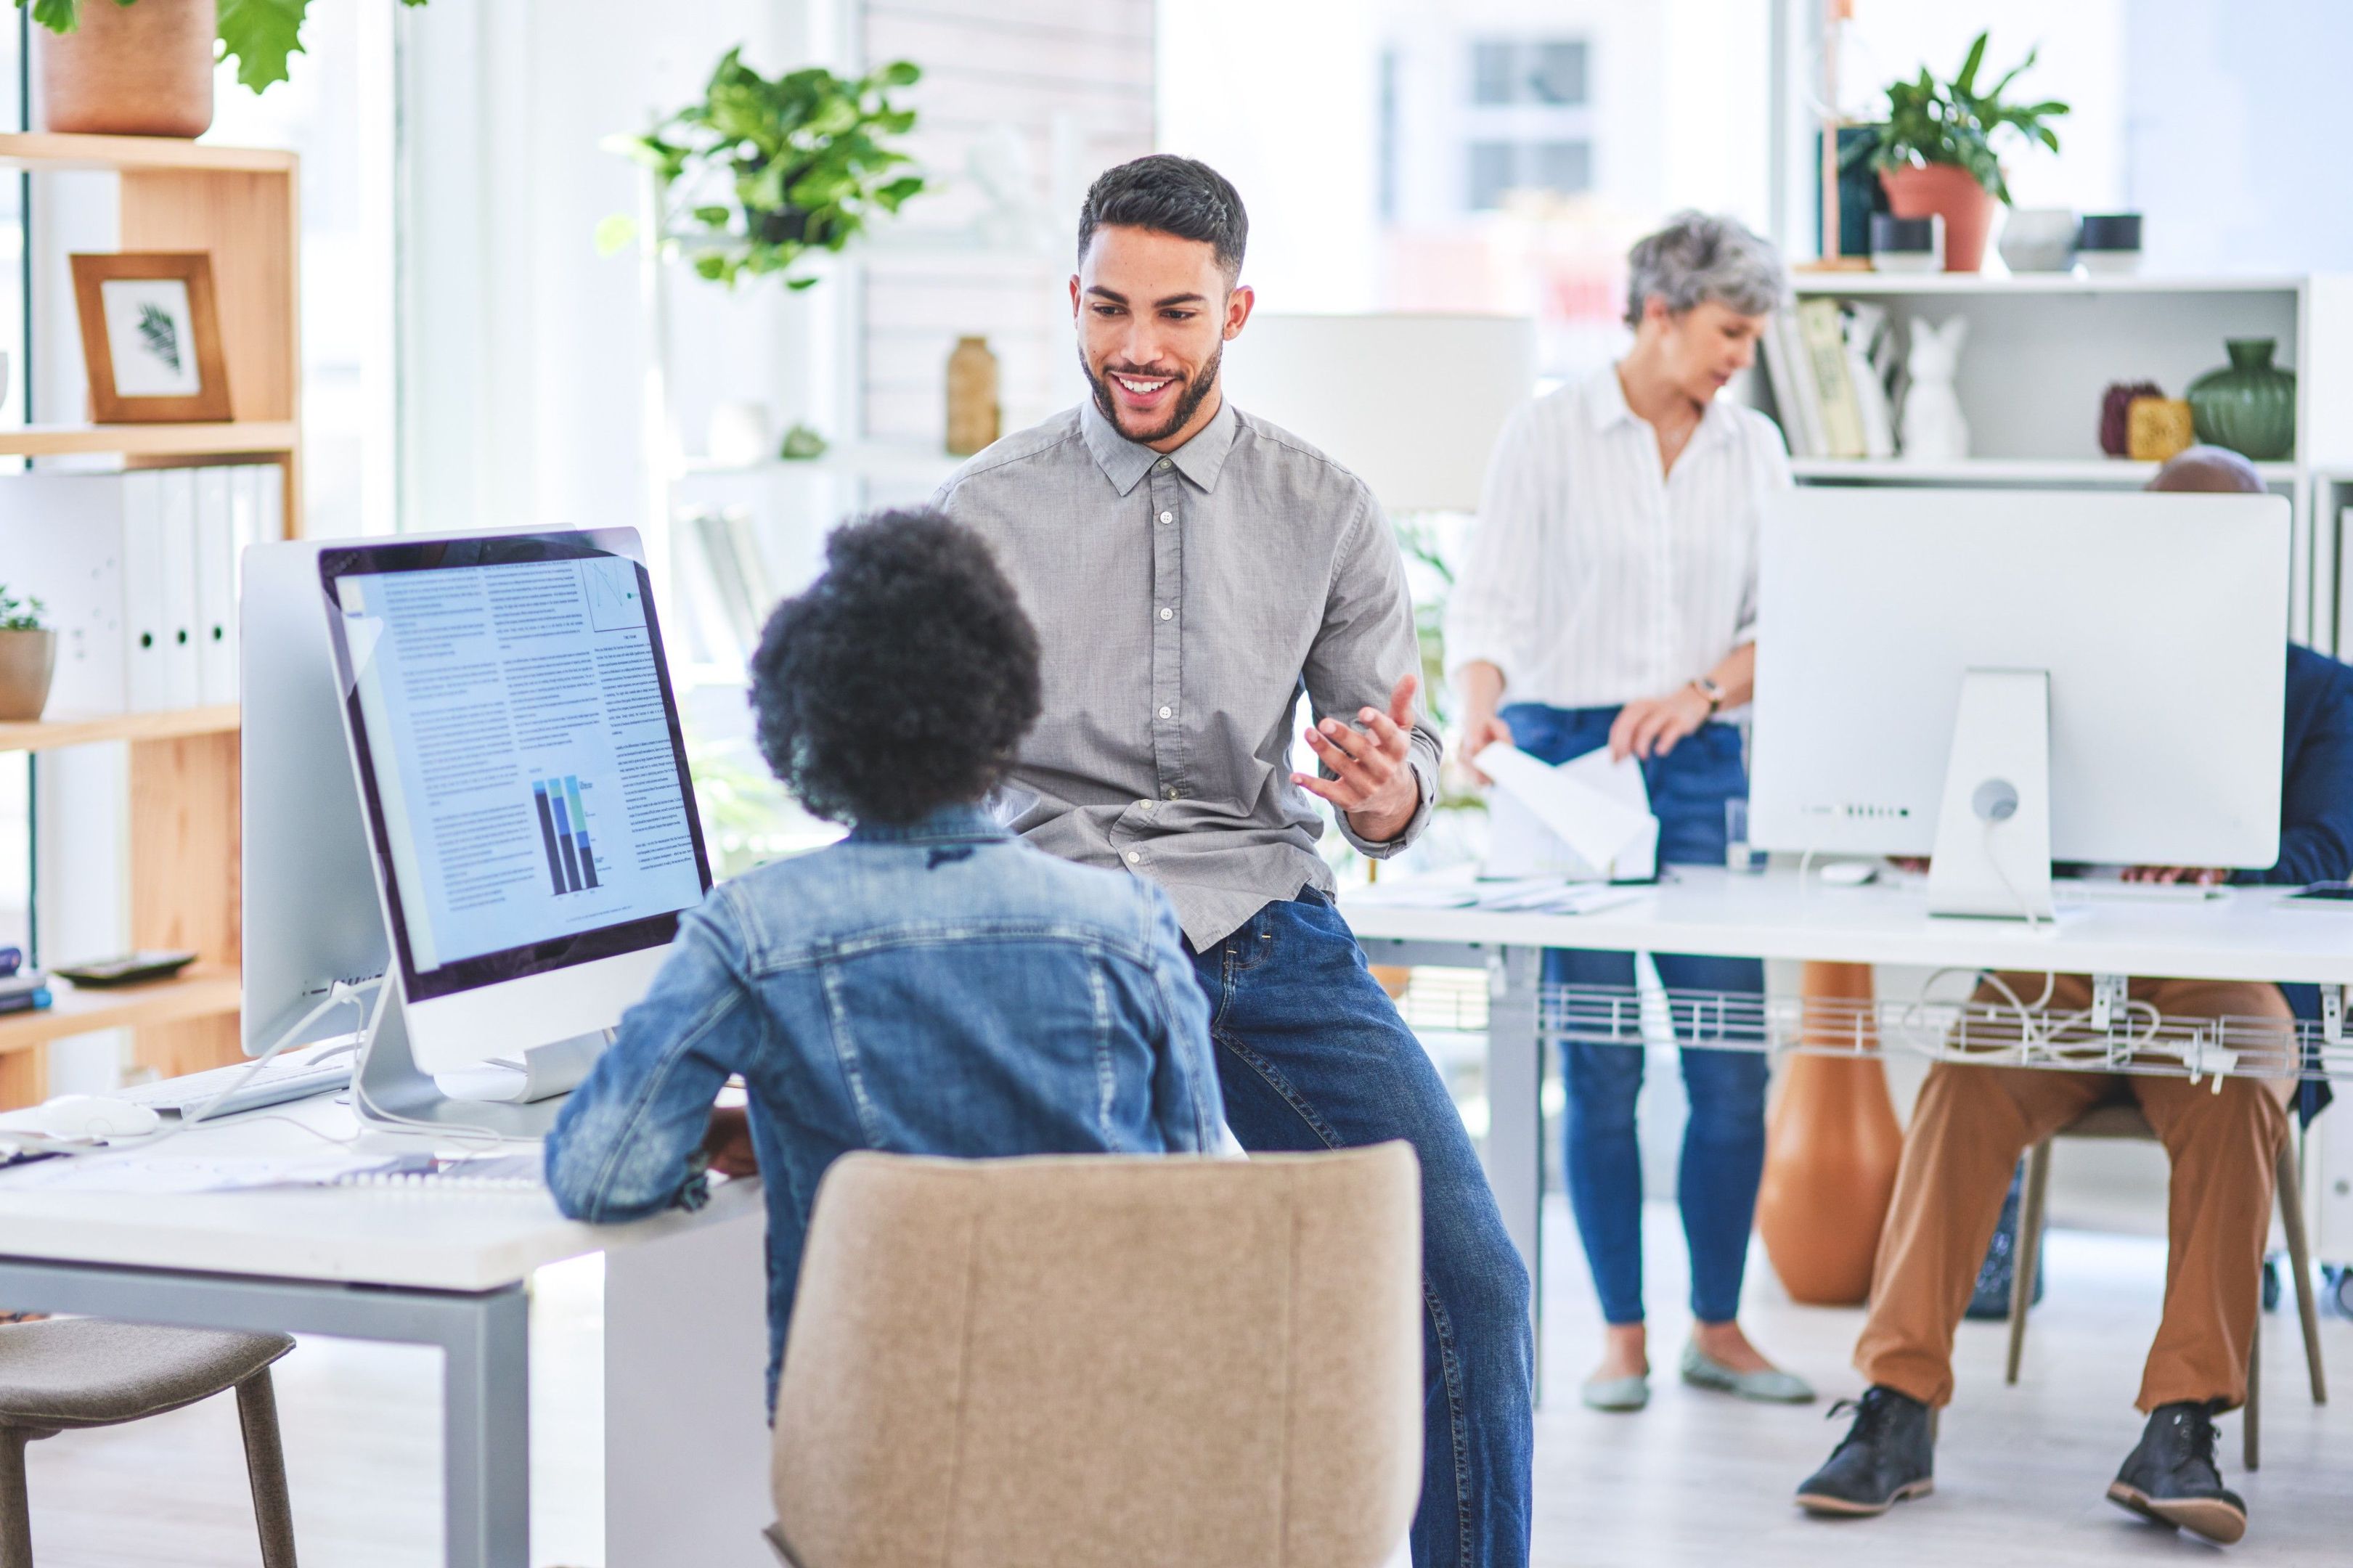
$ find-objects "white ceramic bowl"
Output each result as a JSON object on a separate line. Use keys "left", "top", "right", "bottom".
{"left": 1999, "top": 207, "right": 2079, "bottom": 273}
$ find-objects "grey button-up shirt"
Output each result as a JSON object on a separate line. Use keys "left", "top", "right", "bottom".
{"left": 934, "top": 396, "right": 1440, "bottom": 949}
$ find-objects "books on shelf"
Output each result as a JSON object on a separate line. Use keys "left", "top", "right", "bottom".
{"left": 0, "top": 464, "right": 280, "bottom": 714}
{"left": 1763, "top": 300, "right": 1901, "bottom": 462}
{"left": 672, "top": 507, "right": 779, "bottom": 671}
{"left": 0, "top": 969, "right": 52, "bottom": 1017}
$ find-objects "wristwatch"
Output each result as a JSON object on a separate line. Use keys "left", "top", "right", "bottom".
{"left": 1689, "top": 677, "right": 1724, "bottom": 715}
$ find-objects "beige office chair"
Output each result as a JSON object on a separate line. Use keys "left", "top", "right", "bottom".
{"left": 0, "top": 1320, "right": 297, "bottom": 1567}
{"left": 2005, "top": 1101, "right": 2325, "bottom": 1471}
{"left": 767, "top": 1143, "right": 1424, "bottom": 1568}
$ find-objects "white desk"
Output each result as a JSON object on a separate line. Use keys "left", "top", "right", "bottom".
{"left": 1342, "top": 865, "right": 2353, "bottom": 1345}
{"left": 0, "top": 1097, "right": 776, "bottom": 1568}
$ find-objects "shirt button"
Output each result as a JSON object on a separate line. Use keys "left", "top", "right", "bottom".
{"left": 1159, "top": 607, "right": 1174, "bottom": 621}
{"left": 1157, "top": 510, "right": 1173, "bottom": 524}
{"left": 1155, "top": 459, "right": 1171, "bottom": 471}
{"left": 1158, "top": 706, "right": 1173, "bottom": 719}
{"left": 1165, "top": 785, "right": 1180, "bottom": 800}
{"left": 1138, "top": 800, "right": 1153, "bottom": 811}
{"left": 1125, "top": 850, "right": 1142, "bottom": 864}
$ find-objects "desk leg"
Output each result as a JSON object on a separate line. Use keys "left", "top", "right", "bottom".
{"left": 1485, "top": 944, "right": 1544, "bottom": 1392}
{"left": 444, "top": 1286, "right": 530, "bottom": 1568}
{"left": 605, "top": 1201, "right": 775, "bottom": 1567}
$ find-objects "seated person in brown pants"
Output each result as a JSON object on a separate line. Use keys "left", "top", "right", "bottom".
{"left": 1795, "top": 447, "right": 2353, "bottom": 1546}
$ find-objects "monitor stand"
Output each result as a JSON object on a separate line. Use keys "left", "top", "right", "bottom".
{"left": 1927, "top": 668, "right": 2055, "bottom": 923}
{"left": 353, "top": 976, "right": 602, "bottom": 1138}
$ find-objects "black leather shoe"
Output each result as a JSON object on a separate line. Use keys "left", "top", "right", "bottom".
{"left": 1795, "top": 1385, "right": 1935, "bottom": 1516}
{"left": 2107, "top": 1402, "right": 2247, "bottom": 1545}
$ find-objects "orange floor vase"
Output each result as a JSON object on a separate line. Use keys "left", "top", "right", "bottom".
{"left": 1755, "top": 962, "right": 1906, "bottom": 1306}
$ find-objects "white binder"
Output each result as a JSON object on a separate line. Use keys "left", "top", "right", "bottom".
{"left": 121, "top": 471, "right": 173, "bottom": 712}
{"left": 195, "top": 466, "right": 238, "bottom": 705}
{"left": 155, "top": 468, "right": 202, "bottom": 711}
{"left": 0, "top": 474, "right": 129, "bottom": 714}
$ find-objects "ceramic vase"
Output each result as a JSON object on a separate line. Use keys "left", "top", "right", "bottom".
{"left": 1880, "top": 163, "right": 1997, "bottom": 273}
{"left": 2186, "top": 338, "right": 2297, "bottom": 462}
{"left": 1755, "top": 962, "right": 1905, "bottom": 1306}
{"left": 945, "top": 337, "right": 1001, "bottom": 457}
{"left": 0, "top": 631, "right": 57, "bottom": 722}
{"left": 37, "top": 0, "right": 216, "bottom": 138}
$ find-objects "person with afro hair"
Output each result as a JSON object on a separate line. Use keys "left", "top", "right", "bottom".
{"left": 547, "top": 509, "right": 1228, "bottom": 1411}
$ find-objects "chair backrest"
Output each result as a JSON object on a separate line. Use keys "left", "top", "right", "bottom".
{"left": 769, "top": 1143, "right": 1423, "bottom": 1568}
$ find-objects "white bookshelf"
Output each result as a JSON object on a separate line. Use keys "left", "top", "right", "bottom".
{"left": 1768, "top": 272, "right": 2353, "bottom": 655}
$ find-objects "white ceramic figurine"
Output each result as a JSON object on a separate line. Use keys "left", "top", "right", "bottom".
{"left": 1899, "top": 315, "right": 1970, "bottom": 462}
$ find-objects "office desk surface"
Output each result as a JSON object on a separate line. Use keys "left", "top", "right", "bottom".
{"left": 0, "top": 1097, "right": 762, "bottom": 1291}
{"left": 1342, "top": 865, "right": 2353, "bottom": 985}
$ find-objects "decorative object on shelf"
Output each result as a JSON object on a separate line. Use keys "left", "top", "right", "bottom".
{"left": 1998, "top": 206, "right": 2079, "bottom": 274}
{"left": 23, "top": 0, "right": 431, "bottom": 133}
{"left": 2076, "top": 212, "right": 2144, "bottom": 274}
{"left": 778, "top": 422, "right": 829, "bottom": 461}
{"left": 69, "top": 252, "right": 232, "bottom": 422}
{"left": 1848, "top": 30, "right": 2069, "bottom": 273}
{"left": 2187, "top": 338, "right": 2297, "bottom": 462}
{"left": 707, "top": 400, "right": 775, "bottom": 467}
{"left": 1755, "top": 963, "right": 1904, "bottom": 1306}
{"left": 0, "top": 586, "right": 56, "bottom": 723}
{"left": 2098, "top": 380, "right": 2164, "bottom": 457}
{"left": 1868, "top": 213, "right": 1941, "bottom": 273}
{"left": 945, "top": 336, "right": 1001, "bottom": 457}
{"left": 1897, "top": 316, "right": 1970, "bottom": 462}
{"left": 602, "top": 49, "right": 926, "bottom": 290}
{"left": 1831, "top": 125, "right": 1885, "bottom": 265}
{"left": 2126, "top": 396, "right": 2195, "bottom": 463}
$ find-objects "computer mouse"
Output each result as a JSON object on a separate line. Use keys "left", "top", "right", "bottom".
{"left": 33, "top": 1095, "right": 163, "bottom": 1140}
{"left": 1819, "top": 862, "right": 1877, "bottom": 888}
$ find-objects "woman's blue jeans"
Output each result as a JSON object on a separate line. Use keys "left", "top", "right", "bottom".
{"left": 1502, "top": 703, "right": 1769, "bottom": 1328}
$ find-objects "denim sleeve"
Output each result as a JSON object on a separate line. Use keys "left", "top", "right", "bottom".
{"left": 545, "top": 896, "right": 759, "bottom": 1223}
{"left": 1137, "top": 887, "right": 1229, "bottom": 1153}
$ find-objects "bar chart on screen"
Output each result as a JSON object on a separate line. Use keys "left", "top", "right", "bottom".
{"left": 531, "top": 774, "right": 603, "bottom": 895}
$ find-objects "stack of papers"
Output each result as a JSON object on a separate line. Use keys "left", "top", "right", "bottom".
{"left": 1475, "top": 743, "right": 1660, "bottom": 882}
{"left": 1353, "top": 875, "right": 1651, "bottom": 917}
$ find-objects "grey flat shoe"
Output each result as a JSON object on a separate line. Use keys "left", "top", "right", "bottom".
{"left": 1682, "top": 1342, "right": 1816, "bottom": 1404}
{"left": 1581, "top": 1373, "right": 1650, "bottom": 1412}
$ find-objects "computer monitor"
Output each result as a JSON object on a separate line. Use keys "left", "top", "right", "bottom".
{"left": 1747, "top": 487, "right": 2289, "bottom": 918}
{"left": 243, "top": 528, "right": 711, "bottom": 1128}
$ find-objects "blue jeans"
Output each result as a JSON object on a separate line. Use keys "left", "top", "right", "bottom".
{"left": 1191, "top": 892, "right": 1532, "bottom": 1568}
{"left": 1504, "top": 703, "right": 1769, "bottom": 1328}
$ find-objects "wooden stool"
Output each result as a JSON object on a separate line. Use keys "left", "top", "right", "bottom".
{"left": 0, "top": 1320, "right": 297, "bottom": 1567}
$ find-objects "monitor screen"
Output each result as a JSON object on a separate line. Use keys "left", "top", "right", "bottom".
{"left": 317, "top": 531, "right": 711, "bottom": 1003}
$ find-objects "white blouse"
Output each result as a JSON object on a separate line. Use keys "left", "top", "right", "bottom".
{"left": 1446, "top": 364, "right": 1790, "bottom": 711}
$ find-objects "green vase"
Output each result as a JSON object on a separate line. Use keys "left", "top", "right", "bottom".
{"left": 2186, "top": 338, "right": 2296, "bottom": 461}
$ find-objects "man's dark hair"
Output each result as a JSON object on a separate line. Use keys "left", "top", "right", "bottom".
{"left": 750, "top": 510, "right": 1041, "bottom": 826}
{"left": 1077, "top": 154, "right": 1248, "bottom": 279}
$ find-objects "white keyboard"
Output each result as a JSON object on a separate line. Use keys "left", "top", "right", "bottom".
{"left": 2052, "top": 878, "right": 2232, "bottom": 905}
{"left": 121, "top": 1057, "right": 353, "bottom": 1119}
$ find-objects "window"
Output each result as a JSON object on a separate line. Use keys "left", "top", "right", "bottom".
{"left": 1459, "top": 35, "right": 1595, "bottom": 212}
{"left": 1472, "top": 38, "right": 1587, "bottom": 107}
{"left": 1468, "top": 139, "right": 1594, "bottom": 210}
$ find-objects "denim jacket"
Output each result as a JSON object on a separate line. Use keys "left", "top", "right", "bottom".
{"left": 545, "top": 804, "right": 1226, "bottom": 1403}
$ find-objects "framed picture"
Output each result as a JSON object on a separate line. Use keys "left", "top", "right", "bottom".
{"left": 69, "top": 252, "right": 233, "bottom": 422}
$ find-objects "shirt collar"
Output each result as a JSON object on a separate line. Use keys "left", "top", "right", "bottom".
{"left": 1586, "top": 360, "right": 1740, "bottom": 455}
{"left": 1080, "top": 393, "right": 1241, "bottom": 497}
{"left": 846, "top": 802, "right": 1011, "bottom": 845}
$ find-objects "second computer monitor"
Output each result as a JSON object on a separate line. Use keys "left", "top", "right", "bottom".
{"left": 1748, "top": 486, "right": 2289, "bottom": 870}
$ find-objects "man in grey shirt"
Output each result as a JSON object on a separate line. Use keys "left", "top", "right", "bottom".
{"left": 936, "top": 155, "right": 1531, "bottom": 1568}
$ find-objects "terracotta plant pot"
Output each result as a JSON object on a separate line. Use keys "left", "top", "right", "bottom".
{"left": 1754, "top": 961, "right": 1906, "bottom": 1306}
{"left": 1880, "top": 163, "right": 1997, "bottom": 274}
{"left": 37, "top": 0, "right": 218, "bottom": 139}
{"left": 0, "top": 631, "right": 57, "bottom": 722}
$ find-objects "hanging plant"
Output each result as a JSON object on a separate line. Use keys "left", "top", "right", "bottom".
{"left": 17, "top": 0, "right": 432, "bottom": 93}
{"left": 599, "top": 49, "right": 927, "bottom": 290}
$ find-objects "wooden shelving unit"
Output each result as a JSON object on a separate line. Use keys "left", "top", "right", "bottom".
{"left": 0, "top": 133, "right": 301, "bottom": 1105}
{"left": 0, "top": 706, "right": 240, "bottom": 754}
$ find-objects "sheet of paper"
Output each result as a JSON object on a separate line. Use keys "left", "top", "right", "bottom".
{"left": 1475, "top": 743, "right": 1654, "bottom": 875}
{"left": 0, "top": 1152, "right": 409, "bottom": 1195}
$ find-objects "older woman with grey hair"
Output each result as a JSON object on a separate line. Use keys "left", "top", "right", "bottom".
{"left": 1448, "top": 211, "right": 1810, "bottom": 1413}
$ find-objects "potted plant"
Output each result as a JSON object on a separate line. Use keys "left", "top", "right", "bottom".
{"left": 600, "top": 49, "right": 927, "bottom": 290}
{"left": 17, "top": 0, "right": 429, "bottom": 138}
{"left": 0, "top": 588, "right": 55, "bottom": 723}
{"left": 1846, "top": 31, "right": 2068, "bottom": 273}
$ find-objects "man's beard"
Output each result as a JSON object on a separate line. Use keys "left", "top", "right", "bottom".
{"left": 1083, "top": 343, "right": 1223, "bottom": 447}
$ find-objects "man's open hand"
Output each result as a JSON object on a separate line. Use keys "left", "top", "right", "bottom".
{"left": 1295, "top": 674, "right": 1422, "bottom": 844}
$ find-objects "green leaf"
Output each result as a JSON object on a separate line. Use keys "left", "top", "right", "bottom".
{"left": 217, "top": 0, "right": 313, "bottom": 93}
{"left": 877, "top": 60, "right": 921, "bottom": 87}
{"left": 691, "top": 204, "right": 733, "bottom": 226}
{"left": 26, "top": 0, "right": 81, "bottom": 33}
{"left": 593, "top": 214, "right": 638, "bottom": 256}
